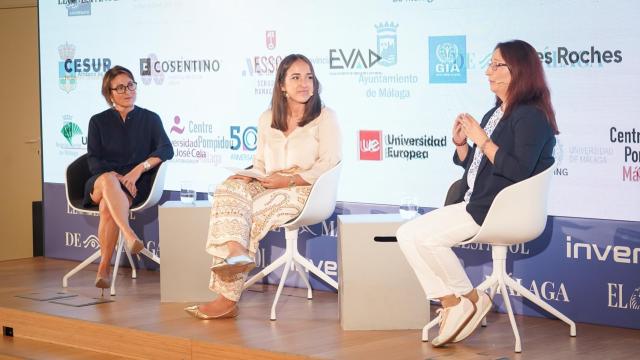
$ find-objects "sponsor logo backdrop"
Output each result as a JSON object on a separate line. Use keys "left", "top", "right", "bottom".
{"left": 40, "top": 0, "right": 639, "bottom": 329}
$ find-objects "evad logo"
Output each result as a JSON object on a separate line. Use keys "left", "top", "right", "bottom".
{"left": 359, "top": 130, "right": 382, "bottom": 161}
{"left": 607, "top": 283, "right": 640, "bottom": 310}
{"left": 429, "top": 35, "right": 467, "bottom": 83}
{"left": 376, "top": 22, "right": 398, "bottom": 67}
{"left": 330, "top": 22, "right": 398, "bottom": 71}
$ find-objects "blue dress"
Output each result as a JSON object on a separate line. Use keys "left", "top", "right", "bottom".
{"left": 83, "top": 106, "right": 174, "bottom": 207}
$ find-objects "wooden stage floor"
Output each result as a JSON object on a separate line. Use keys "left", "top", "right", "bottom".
{"left": 0, "top": 257, "right": 638, "bottom": 359}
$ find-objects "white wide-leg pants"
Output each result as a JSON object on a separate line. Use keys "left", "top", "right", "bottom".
{"left": 396, "top": 202, "right": 481, "bottom": 299}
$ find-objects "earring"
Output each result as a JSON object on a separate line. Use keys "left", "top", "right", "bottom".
{"left": 283, "top": 91, "right": 288, "bottom": 98}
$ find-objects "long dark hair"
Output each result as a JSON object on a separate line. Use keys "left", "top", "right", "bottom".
{"left": 495, "top": 40, "right": 559, "bottom": 134}
{"left": 270, "top": 54, "right": 322, "bottom": 131}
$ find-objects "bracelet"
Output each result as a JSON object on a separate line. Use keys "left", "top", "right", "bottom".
{"left": 287, "top": 176, "right": 296, "bottom": 189}
{"left": 480, "top": 137, "right": 492, "bottom": 153}
{"left": 142, "top": 160, "right": 151, "bottom": 171}
{"left": 452, "top": 137, "right": 467, "bottom": 147}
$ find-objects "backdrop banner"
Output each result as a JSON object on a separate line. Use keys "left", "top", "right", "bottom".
{"left": 40, "top": 0, "right": 640, "bottom": 330}
{"left": 44, "top": 184, "right": 640, "bottom": 330}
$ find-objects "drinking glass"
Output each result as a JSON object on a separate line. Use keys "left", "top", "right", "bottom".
{"left": 399, "top": 196, "right": 419, "bottom": 219}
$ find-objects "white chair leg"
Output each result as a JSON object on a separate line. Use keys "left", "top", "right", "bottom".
{"left": 476, "top": 278, "right": 498, "bottom": 327}
{"left": 244, "top": 253, "right": 289, "bottom": 290}
{"left": 504, "top": 276, "right": 576, "bottom": 337}
{"left": 294, "top": 261, "right": 313, "bottom": 299}
{"left": 476, "top": 273, "right": 496, "bottom": 292}
{"left": 421, "top": 311, "right": 441, "bottom": 342}
{"left": 110, "top": 236, "right": 125, "bottom": 296}
{"left": 293, "top": 252, "right": 338, "bottom": 290}
{"left": 481, "top": 282, "right": 499, "bottom": 327}
{"left": 123, "top": 243, "right": 137, "bottom": 279}
{"left": 271, "top": 258, "right": 294, "bottom": 321}
{"left": 62, "top": 249, "right": 102, "bottom": 288}
{"left": 488, "top": 282, "right": 499, "bottom": 300}
{"left": 139, "top": 248, "right": 160, "bottom": 265}
{"left": 499, "top": 277, "right": 522, "bottom": 353}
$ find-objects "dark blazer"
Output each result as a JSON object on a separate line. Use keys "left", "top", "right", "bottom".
{"left": 452, "top": 104, "right": 556, "bottom": 225}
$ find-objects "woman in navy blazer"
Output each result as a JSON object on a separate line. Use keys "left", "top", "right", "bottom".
{"left": 396, "top": 40, "right": 558, "bottom": 347}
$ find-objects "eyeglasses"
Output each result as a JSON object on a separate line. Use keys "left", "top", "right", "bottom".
{"left": 110, "top": 81, "right": 137, "bottom": 94}
{"left": 487, "top": 62, "right": 509, "bottom": 71}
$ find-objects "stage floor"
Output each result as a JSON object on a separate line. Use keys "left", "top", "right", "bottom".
{"left": 0, "top": 257, "right": 638, "bottom": 359}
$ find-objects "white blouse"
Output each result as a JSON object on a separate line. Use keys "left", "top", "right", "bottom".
{"left": 252, "top": 107, "right": 342, "bottom": 184}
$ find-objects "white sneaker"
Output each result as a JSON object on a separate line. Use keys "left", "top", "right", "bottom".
{"left": 453, "top": 291, "right": 492, "bottom": 343}
{"left": 431, "top": 297, "right": 476, "bottom": 347}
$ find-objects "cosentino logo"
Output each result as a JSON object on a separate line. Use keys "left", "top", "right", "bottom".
{"left": 358, "top": 130, "right": 447, "bottom": 161}
{"left": 610, "top": 127, "right": 640, "bottom": 182}
{"left": 139, "top": 54, "right": 220, "bottom": 85}
{"left": 566, "top": 235, "right": 639, "bottom": 265}
{"left": 537, "top": 46, "right": 622, "bottom": 67}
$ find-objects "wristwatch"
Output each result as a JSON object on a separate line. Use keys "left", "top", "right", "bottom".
{"left": 142, "top": 160, "right": 151, "bottom": 171}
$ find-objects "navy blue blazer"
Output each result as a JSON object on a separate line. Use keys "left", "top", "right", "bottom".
{"left": 452, "top": 104, "right": 556, "bottom": 225}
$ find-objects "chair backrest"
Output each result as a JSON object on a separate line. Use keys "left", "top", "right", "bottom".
{"left": 444, "top": 179, "right": 465, "bottom": 206}
{"left": 64, "top": 153, "right": 168, "bottom": 214}
{"left": 463, "top": 162, "right": 555, "bottom": 246}
{"left": 65, "top": 153, "right": 96, "bottom": 214}
{"left": 131, "top": 161, "right": 168, "bottom": 212}
{"left": 284, "top": 162, "right": 342, "bottom": 230}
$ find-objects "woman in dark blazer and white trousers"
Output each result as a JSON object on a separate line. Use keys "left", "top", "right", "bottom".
{"left": 396, "top": 39, "right": 559, "bottom": 347}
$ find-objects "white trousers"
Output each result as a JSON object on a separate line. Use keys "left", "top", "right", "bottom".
{"left": 396, "top": 202, "right": 481, "bottom": 299}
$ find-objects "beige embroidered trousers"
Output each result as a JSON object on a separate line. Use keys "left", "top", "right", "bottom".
{"left": 205, "top": 179, "right": 311, "bottom": 301}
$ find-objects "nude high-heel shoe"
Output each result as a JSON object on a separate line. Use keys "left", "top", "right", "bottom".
{"left": 126, "top": 239, "right": 144, "bottom": 255}
{"left": 95, "top": 275, "right": 111, "bottom": 297}
{"left": 184, "top": 305, "right": 239, "bottom": 320}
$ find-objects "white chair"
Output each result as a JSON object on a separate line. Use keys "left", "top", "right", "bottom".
{"left": 243, "top": 162, "right": 342, "bottom": 320}
{"left": 422, "top": 163, "right": 576, "bottom": 352}
{"left": 62, "top": 154, "right": 167, "bottom": 296}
